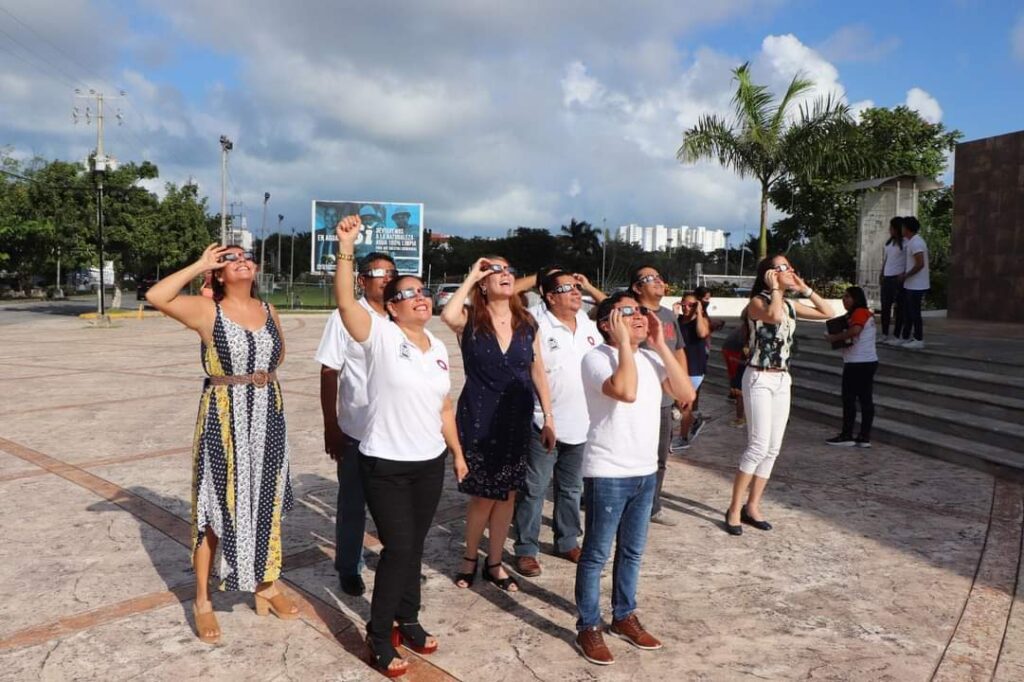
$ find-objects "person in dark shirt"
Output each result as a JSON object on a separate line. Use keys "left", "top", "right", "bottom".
{"left": 671, "top": 293, "right": 709, "bottom": 450}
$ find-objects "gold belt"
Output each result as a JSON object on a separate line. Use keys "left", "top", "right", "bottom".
{"left": 207, "top": 370, "right": 277, "bottom": 388}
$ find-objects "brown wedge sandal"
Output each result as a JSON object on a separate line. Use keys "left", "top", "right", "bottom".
{"left": 254, "top": 589, "right": 300, "bottom": 620}
{"left": 192, "top": 602, "right": 221, "bottom": 644}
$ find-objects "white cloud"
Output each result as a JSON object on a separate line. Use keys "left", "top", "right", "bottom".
{"left": 567, "top": 178, "right": 582, "bottom": 198}
{"left": 1013, "top": 14, "right": 1024, "bottom": 62}
{"left": 816, "top": 24, "right": 900, "bottom": 63}
{"left": 905, "top": 87, "right": 942, "bottom": 123}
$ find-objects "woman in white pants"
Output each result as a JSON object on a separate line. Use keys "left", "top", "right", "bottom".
{"left": 724, "top": 255, "right": 834, "bottom": 535}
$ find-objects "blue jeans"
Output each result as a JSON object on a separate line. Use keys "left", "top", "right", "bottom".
{"left": 575, "top": 474, "right": 657, "bottom": 631}
{"left": 513, "top": 430, "right": 584, "bottom": 557}
{"left": 335, "top": 433, "right": 367, "bottom": 576}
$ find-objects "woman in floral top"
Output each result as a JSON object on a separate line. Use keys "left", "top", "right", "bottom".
{"left": 724, "top": 255, "right": 834, "bottom": 535}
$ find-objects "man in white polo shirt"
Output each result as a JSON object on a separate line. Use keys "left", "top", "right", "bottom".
{"left": 315, "top": 252, "right": 394, "bottom": 596}
{"left": 573, "top": 292, "right": 694, "bottom": 666}
{"left": 512, "top": 270, "right": 602, "bottom": 577}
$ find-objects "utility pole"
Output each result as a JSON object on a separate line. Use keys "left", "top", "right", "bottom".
{"left": 601, "top": 217, "right": 607, "bottom": 290}
{"left": 276, "top": 214, "right": 284, "bottom": 275}
{"left": 74, "top": 88, "right": 125, "bottom": 322}
{"left": 289, "top": 225, "right": 295, "bottom": 307}
{"left": 219, "top": 135, "right": 233, "bottom": 244}
{"left": 723, "top": 231, "right": 731, "bottom": 276}
{"left": 260, "top": 192, "right": 269, "bottom": 285}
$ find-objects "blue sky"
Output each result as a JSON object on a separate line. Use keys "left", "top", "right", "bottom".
{"left": 1, "top": 0, "right": 1021, "bottom": 246}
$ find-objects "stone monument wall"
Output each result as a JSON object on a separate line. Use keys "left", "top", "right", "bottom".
{"left": 950, "top": 130, "right": 1024, "bottom": 322}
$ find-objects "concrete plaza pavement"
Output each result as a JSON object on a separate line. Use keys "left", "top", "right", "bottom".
{"left": 0, "top": 308, "right": 1021, "bottom": 681}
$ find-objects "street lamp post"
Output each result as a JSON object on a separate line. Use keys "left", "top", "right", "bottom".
{"left": 259, "top": 192, "right": 269, "bottom": 289}
{"left": 723, "top": 231, "right": 731, "bottom": 276}
{"left": 289, "top": 225, "right": 295, "bottom": 307}
{"left": 276, "top": 214, "right": 284, "bottom": 277}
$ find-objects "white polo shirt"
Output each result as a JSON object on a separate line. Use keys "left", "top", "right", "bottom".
{"left": 531, "top": 306, "right": 601, "bottom": 444}
{"left": 882, "top": 242, "right": 906, "bottom": 277}
{"left": 580, "top": 344, "right": 667, "bottom": 478}
{"left": 903, "top": 234, "right": 930, "bottom": 291}
{"left": 358, "top": 315, "right": 451, "bottom": 462}
{"left": 313, "top": 298, "right": 387, "bottom": 441}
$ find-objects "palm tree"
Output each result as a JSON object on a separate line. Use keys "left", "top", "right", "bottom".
{"left": 678, "top": 62, "right": 855, "bottom": 259}
{"left": 559, "top": 218, "right": 600, "bottom": 258}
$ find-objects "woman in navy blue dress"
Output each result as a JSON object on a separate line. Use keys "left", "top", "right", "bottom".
{"left": 442, "top": 257, "right": 556, "bottom": 592}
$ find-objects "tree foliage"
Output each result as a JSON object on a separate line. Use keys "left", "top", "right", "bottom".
{"left": 0, "top": 151, "right": 216, "bottom": 291}
{"left": 678, "top": 62, "right": 858, "bottom": 259}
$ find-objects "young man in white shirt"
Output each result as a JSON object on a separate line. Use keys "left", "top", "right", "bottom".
{"left": 512, "top": 270, "right": 602, "bottom": 577}
{"left": 574, "top": 292, "right": 694, "bottom": 666}
{"left": 897, "top": 216, "right": 930, "bottom": 350}
{"left": 315, "top": 252, "right": 395, "bottom": 596}
{"left": 628, "top": 265, "right": 689, "bottom": 526}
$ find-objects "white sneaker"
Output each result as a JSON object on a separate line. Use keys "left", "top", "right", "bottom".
{"left": 887, "top": 337, "right": 907, "bottom": 346}
{"left": 902, "top": 339, "right": 925, "bottom": 350}
{"left": 880, "top": 334, "right": 891, "bottom": 344}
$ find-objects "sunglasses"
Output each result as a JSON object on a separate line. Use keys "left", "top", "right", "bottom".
{"left": 599, "top": 305, "right": 650, "bottom": 321}
{"left": 485, "top": 263, "right": 517, "bottom": 275}
{"left": 635, "top": 274, "right": 663, "bottom": 285}
{"left": 550, "top": 283, "right": 583, "bottom": 295}
{"left": 219, "top": 251, "right": 255, "bottom": 263}
{"left": 360, "top": 268, "right": 399, "bottom": 279}
{"left": 390, "top": 287, "right": 428, "bottom": 302}
{"left": 773, "top": 264, "right": 792, "bottom": 273}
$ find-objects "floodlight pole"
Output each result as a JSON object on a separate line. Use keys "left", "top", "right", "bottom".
{"left": 219, "top": 136, "right": 233, "bottom": 244}
{"left": 260, "top": 192, "right": 269, "bottom": 287}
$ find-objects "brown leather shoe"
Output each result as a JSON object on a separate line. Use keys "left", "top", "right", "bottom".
{"left": 575, "top": 627, "right": 614, "bottom": 665}
{"left": 608, "top": 614, "right": 662, "bottom": 650}
{"left": 558, "top": 547, "right": 582, "bottom": 563}
{"left": 513, "top": 555, "right": 542, "bottom": 577}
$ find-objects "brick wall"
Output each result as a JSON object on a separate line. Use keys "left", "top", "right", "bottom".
{"left": 950, "top": 130, "right": 1024, "bottom": 322}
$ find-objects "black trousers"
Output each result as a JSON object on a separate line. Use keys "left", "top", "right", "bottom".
{"left": 649, "top": 404, "right": 673, "bottom": 516}
{"left": 359, "top": 452, "right": 445, "bottom": 646}
{"left": 900, "top": 289, "right": 926, "bottom": 341}
{"left": 880, "top": 276, "right": 903, "bottom": 337}
{"left": 841, "top": 362, "right": 878, "bottom": 440}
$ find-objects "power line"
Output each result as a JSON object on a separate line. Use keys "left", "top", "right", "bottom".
{"left": 0, "top": 5, "right": 110, "bottom": 88}
{"left": 0, "top": 22, "right": 87, "bottom": 89}
{"left": 0, "top": 38, "right": 77, "bottom": 89}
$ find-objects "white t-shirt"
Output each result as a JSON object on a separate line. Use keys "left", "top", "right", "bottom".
{"left": 531, "top": 306, "right": 602, "bottom": 444}
{"left": 580, "top": 345, "right": 667, "bottom": 478}
{"left": 358, "top": 315, "right": 451, "bottom": 462}
{"left": 842, "top": 309, "right": 878, "bottom": 364}
{"left": 882, "top": 241, "right": 906, "bottom": 277}
{"left": 313, "top": 299, "right": 387, "bottom": 441}
{"left": 903, "top": 234, "right": 930, "bottom": 290}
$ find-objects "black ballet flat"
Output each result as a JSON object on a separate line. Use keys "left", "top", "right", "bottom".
{"left": 741, "top": 505, "right": 773, "bottom": 531}
{"left": 483, "top": 558, "right": 519, "bottom": 592}
{"left": 454, "top": 555, "right": 479, "bottom": 588}
{"left": 724, "top": 511, "right": 743, "bottom": 536}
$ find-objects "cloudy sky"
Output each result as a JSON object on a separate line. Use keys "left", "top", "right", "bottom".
{"left": 1, "top": 0, "right": 1021, "bottom": 243}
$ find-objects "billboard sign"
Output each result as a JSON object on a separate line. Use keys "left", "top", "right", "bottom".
{"left": 311, "top": 200, "right": 424, "bottom": 275}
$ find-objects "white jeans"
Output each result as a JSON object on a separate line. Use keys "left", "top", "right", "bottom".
{"left": 739, "top": 369, "right": 792, "bottom": 479}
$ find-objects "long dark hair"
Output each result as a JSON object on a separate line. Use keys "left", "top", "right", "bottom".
{"left": 750, "top": 255, "right": 784, "bottom": 299}
{"left": 469, "top": 255, "right": 536, "bottom": 337}
{"left": 886, "top": 216, "right": 904, "bottom": 248}
{"left": 844, "top": 286, "right": 870, "bottom": 317}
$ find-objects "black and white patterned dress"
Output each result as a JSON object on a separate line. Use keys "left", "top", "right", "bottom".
{"left": 191, "top": 302, "right": 293, "bottom": 592}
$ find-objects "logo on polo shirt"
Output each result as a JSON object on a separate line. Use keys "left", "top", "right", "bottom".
{"left": 399, "top": 342, "right": 412, "bottom": 360}
{"left": 436, "top": 359, "right": 448, "bottom": 371}
{"left": 587, "top": 336, "right": 596, "bottom": 346}
{"left": 547, "top": 337, "right": 560, "bottom": 352}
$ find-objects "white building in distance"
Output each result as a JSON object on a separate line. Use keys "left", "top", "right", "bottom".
{"left": 617, "top": 223, "right": 727, "bottom": 253}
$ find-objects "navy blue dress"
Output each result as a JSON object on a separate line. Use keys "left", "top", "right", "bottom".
{"left": 456, "top": 316, "right": 536, "bottom": 500}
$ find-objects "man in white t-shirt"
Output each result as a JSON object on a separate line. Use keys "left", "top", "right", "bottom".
{"left": 573, "top": 292, "right": 694, "bottom": 666}
{"left": 315, "top": 252, "right": 395, "bottom": 596}
{"left": 897, "top": 216, "right": 930, "bottom": 350}
{"left": 512, "top": 270, "right": 602, "bottom": 578}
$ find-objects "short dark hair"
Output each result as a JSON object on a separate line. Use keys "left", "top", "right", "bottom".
{"left": 535, "top": 264, "right": 566, "bottom": 294}
{"left": 628, "top": 264, "right": 658, "bottom": 295}
{"left": 540, "top": 270, "right": 573, "bottom": 308}
{"left": 693, "top": 286, "right": 711, "bottom": 300}
{"left": 903, "top": 216, "right": 921, "bottom": 234}
{"left": 594, "top": 291, "right": 636, "bottom": 342}
{"left": 382, "top": 275, "right": 424, "bottom": 320}
{"left": 359, "top": 252, "right": 395, "bottom": 272}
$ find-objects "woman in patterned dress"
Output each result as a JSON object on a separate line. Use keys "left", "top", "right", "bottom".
{"left": 441, "top": 257, "right": 556, "bottom": 593}
{"left": 723, "top": 255, "right": 834, "bottom": 536}
{"left": 146, "top": 243, "right": 298, "bottom": 644}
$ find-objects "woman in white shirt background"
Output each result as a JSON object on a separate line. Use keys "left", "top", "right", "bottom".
{"left": 334, "top": 215, "right": 468, "bottom": 678}
{"left": 879, "top": 216, "right": 906, "bottom": 344}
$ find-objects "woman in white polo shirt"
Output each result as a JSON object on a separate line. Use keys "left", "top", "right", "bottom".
{"left": 333, "top": 216, "right": 468, "bottom": 678}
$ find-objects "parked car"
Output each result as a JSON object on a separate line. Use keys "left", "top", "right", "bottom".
{"left": 136, "top": 278, "right": 158, "bottom": 301}
{"left": 433, "top": 283, "right": 462, "bottom": 315}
